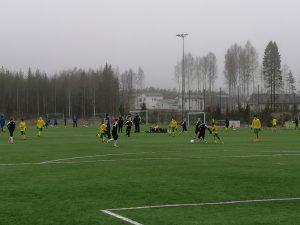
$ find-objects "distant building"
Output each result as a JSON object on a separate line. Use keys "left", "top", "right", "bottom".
{"left": 156, "top": 99, "right": 178, "bottom": 110}
{"left": 248, "top": 93, "right": 300, "bottom": 111}
{"left": 135, "top": 93, "right": 204, "bottom": 111}
{"left": 177, "top": 94, "right": 204, "bottom": 111}
{"left": 135, "top": 93, "right": 163, "bottom": 110}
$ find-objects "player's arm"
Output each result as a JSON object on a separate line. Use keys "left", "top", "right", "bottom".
{"left": 206, "top": 125, "right": 212, "bottom": 134}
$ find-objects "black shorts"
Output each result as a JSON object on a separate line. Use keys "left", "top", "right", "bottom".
{"left": 112, "top": 133, "right": 118, "bottom": 140}
{"left": 198, "top": 131, "right": 205, "bottom": 139}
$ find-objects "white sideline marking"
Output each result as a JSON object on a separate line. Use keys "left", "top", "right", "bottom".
{"left": 101, "top": 197, "right": 300, "bottom": 225}
{"left": 1, "top": 153, "right": 300, "bottom": 166}
{"left": 102, "top": 210, "right": 143, "bottom": 225}
{"left": 40, "top": 151, "right": 157, "bottom": 164}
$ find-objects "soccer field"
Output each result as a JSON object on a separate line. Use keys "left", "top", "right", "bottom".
{"left": 0, "top": 125, "right": 300, "bottom": 225}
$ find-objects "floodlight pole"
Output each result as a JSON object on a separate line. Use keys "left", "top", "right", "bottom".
{"left": 176, "top": 33, "right": 188, "bottom": 120}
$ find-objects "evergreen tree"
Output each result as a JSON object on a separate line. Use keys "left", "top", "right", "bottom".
{"left": 286, "top": 71, "right": 296, "bottom": 94}
{"left": 262, "top": 41, "right": 282, "bottom": 111}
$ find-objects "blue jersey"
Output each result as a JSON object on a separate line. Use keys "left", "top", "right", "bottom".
{"left": 0, "top": 117, "right": 5, "bottom": 126}
{"left": 73, "top": 116, "right": 77, "bottom": 122}
{"left": 105, "top": 117, "right": 110, "bottom": 128}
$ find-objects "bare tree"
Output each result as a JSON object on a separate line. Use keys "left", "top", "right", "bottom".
{"left": 206, "top": 52, "right": 217, "bottom": 107}
{"left": 224, "top": 44, "right": 240, "bottom": 109}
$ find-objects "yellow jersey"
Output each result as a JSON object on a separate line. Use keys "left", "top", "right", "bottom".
{"left": 211, "top": 124, "right": 218, "bottom": 134}
{"left": 19, "top": 121, "right": 26, "bottom": 132}
{"left": 169, "top": 120, "right": 177, "bottom": 128}
{"left": 36, "top": 119, "right": 45, "bottom": 128}
{"left": 272, "top": 119, "right": 277, "bottom": 126}
{"left": 252, "top": 118, "right": 261, "bottom": 129}
{"left": 99, "top": 123, "right": 107, "bottom": 133}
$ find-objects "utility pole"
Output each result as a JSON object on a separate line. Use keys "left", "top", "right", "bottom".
{"left": 219, "top": 88, "right": 222, "bottom": 110}
{"left": 176, "top": 33, "right": 188, "bottom": 120}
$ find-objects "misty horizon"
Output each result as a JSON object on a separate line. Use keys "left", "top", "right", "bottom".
{"left": 1, "top": 0, "right": 299, "bottom": 89}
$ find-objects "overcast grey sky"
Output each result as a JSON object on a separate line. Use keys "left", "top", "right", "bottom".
{"left": 0, "top": 0, "right": 299, "bottom": 88}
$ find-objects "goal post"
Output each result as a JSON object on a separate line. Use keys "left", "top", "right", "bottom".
{"left": 187, "top": 112, "right": 206, "bottom": 127}
{"left": 129, "top": 110, "right": 149, "bottom": 125}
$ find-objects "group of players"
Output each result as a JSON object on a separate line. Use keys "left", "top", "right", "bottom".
{"left": 0, "top": 112, "right": 297, "bottom": 145}
{"left": 168, "top": 117, "right": 224, "bottom": 144}
{"left": 96, "top": 114, "right": 142, "bottom": 147}
{"left": 0, "top": 116, "right": 53, "bottom": 144}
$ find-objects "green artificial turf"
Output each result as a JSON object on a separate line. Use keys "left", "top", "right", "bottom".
{"left": 0, "top": 125, "right": 299, "bottom": 225}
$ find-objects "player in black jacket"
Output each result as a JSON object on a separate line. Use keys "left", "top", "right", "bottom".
{"left": 196, "top": 121, "right": 211, "bottom": 143}
{"left": 118, "top": 116, "right": 124, "bottom": 133}
{"left": 133, "top": 114, "right": 141, "bottom": 133}
{"left": 181, "top": 118, "right": 187, "bottom": 133}
{"left": 125, "top": 118, "right": 133, "bottom": 137}
{"left": 111, "top": 119, "right": 119, "bottom": 147}
{"left": 195, "top": 118, "right": 201, "bottom": 135}
{"left": 7, "top": 118, "right": 16, "bottom": 144}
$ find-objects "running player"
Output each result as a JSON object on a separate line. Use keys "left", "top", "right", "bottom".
{"left": 7, "top": 118, "right": 16, "bottom": 144}
{"left": 97, "top": 120, "right": 108, "bottom": 143}
{"left": 196, "top": 121, "right": 211, "bottom": 143}
{"left": 36, "top": 117, "right": 45, "bottom": 137}
{"left": 125, "top": 117, "right": 133, "bottom": 137}
{"left": 19, "top": 118, "right": 27, "bottom": 140}
{"left": 181, "top": 118, "right": 187, "bottom": 133}
{"left": 111, "top": 118, "right": 119, "bottom": 147}
{"left": 210, "top": 122, "right": 224, "bottom": 144}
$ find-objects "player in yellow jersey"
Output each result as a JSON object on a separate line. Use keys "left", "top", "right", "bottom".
{"left": 19, "top": 118, "right": 27, "bottom": 140}
{"left": 36, "top": 117, "right": 45, "bottom": 137}
{"left": 210, "top": 122, "right": 224, "bottom": 144}
{"left": 169, "top": 118, "right": 178, "bottom": 137}
{"left": 251, "top": 115, "right": 261, "bottom": 142}
{"left": 97, "top": 120, "right": 108, "bottom": 143}
{"left": 271, "top": 117, "right": 277, "bottom": 131}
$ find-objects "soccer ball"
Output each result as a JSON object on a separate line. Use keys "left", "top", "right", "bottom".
{"left": 190, "top": 139, "right": 195, "bottom": 144}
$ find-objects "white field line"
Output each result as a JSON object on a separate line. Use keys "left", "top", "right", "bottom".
{"left": 1, "top": 153, "right": 300, "bottom": 166}
{"left": 40, "top": 151, "right": 158, "bottom": 164}
{"left": 102, "top": 210, "right": 143, "bottom": 225}
{"left": 101, "top": 197, "right": 300, "bottom": 225}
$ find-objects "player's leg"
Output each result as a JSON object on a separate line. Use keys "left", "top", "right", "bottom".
{"left": 128, "top": 127, "right": 131, "bottom": 137}
{"left": 38, "top": 128, "right": 42, "bottom": 137}
{"left": 113, "top": 134, "right": 119, "bottom": 147}
{"left": 9, "top": 129, "right": 14, "bottom": 144}
{"left": 215, "top": 133, "right": 223, "bottom": 144}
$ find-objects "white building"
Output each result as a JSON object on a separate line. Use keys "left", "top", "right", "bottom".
{"left": 156, "top": 99, "right": 178, "bottom": 110}
{"left": 135, "top": 93, "right": 204, "bottom": 111}
{"left": 177, "top": 94, "right": 204, "bottom": 111}
{"left": 135, "top": 93, "right": 163, "bottom": 110}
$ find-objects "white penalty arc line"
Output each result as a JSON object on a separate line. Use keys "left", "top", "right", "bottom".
{"left": 101, "top": 197, "right": 300, "bottom": 225}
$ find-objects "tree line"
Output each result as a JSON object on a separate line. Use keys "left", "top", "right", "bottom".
{"left": 0, "top": 64, "right": 145, "bottom": 118}
{"left": 175, "top": 40, "right": 298, "bottom": 112}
